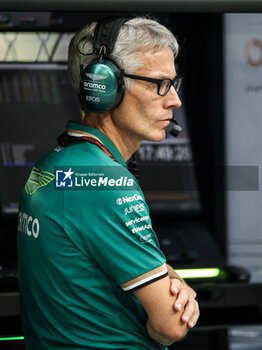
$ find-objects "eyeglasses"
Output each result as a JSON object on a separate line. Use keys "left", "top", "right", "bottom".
{"left": 123, "top": 73, "right": 182, "bottom": 96}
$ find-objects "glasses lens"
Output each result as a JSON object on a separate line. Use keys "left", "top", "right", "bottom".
{"left": 174, "top": 78, "right": 182, "bottom": 93}
{"left": 159, "top": 79, "right": 171, "bottom": 96}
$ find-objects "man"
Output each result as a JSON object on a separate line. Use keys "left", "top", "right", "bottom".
{"left": 18, "top": 17, "right": 199, "bottom": 350}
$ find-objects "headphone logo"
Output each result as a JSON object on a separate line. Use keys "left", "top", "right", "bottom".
{"left": 85, "top": 73, "right": 107, "bottom": 80}
{"left": 83, "top": 81, "right": 107, "bottom": 90}
{"left": 86, "top": 95, "right": 100, "bottom": 103}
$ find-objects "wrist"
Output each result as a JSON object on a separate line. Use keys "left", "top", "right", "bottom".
{"left": 167, "top": 264, "right": 184, "bottom": 282}
{"left": 171, "top": 275, "right": 184, "bottom": 283}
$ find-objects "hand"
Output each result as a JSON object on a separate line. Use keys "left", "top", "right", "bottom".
{"left": 170, "top": 278, "right": 200, "bottom": 329}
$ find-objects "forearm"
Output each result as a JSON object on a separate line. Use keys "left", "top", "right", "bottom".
{"left": 146, "top": 315, "right": 187, "bottom": 346}
{"left": 146, "top": 319, "right": 174, "bottom": 346}
{"left": 134, "top": 274, "right": 189, "bottom": 346}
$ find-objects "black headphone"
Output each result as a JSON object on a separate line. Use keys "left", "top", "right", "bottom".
{"left": 78, "top": 17, "right": 128, "bottom": 113}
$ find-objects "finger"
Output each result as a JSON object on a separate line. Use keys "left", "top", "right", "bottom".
{"left": 170, "top": 278, "right": 182, "bottom": 295}
{"left": 173, "top": 288, "right": 190, "bottom": 312}
{"left": 182, "top": 300, "right": 199, "bottom": 325}
{"left": 181, "top": 304, "right": 193, "bottom": 323}
{"left": 188, "top": 303, "right": 200, "bottom": 328}
{"left": 176, "top": 287, "right": 197, "bottom": 314}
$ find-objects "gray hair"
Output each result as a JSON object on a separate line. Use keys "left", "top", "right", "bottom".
{"left": 68, "top": 17, "right": 179, "bottom": 94}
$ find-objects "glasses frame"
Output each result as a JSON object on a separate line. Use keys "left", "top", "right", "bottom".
{"left": 123, "top": 73, "right": 182, "bottom": 96}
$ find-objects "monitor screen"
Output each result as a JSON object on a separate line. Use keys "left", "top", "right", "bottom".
{"left": 136, "top": 96, "right": 202, "bottom": 214}
{"left": 0, "top": 63, "right": 81, "bottom": 214}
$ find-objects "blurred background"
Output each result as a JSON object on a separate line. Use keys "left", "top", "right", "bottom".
{"left": 0, "top": 2, "right": 262, "bottom": 349}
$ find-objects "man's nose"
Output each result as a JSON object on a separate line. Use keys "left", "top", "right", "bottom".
{"left": 164, "top": 86, "right": 182, "bottom": 109}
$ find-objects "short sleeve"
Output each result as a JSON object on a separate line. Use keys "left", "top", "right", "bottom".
{"left": 64, "top": 165, "right": 167, "bottom": 291}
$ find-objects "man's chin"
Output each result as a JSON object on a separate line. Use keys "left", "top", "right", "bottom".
{"left": 144, "top": 131, "right": 166, "bottom": 142}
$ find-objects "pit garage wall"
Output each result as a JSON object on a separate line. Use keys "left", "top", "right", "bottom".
{"left": 224, "top": 14, "right": 262, "bottom": 282}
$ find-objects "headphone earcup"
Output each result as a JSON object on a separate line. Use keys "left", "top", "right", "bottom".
{"left": 79, "top": 59, "right": 125, "bottom": 113}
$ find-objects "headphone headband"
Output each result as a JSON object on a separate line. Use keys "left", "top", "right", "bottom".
{"left": 93, "top": 17, "right": 128, "bottom": 55}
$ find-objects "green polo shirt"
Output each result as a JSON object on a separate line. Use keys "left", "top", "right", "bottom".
{"left": 18, "top": 121, "right": 167, "bottom": 350}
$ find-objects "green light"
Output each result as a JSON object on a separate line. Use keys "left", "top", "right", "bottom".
{"left": 0, "top": 336, "right": 24, "bottom": 341}
{"left": 175, "top": 268, "right": 221, "bottom": 279}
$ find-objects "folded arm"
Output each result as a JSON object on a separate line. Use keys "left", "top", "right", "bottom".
{"left": 131, "top": 264, "right": 189, "bottom": 346}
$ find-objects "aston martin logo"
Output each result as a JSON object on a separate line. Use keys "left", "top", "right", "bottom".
{"left": 85, "top": 73, "right": 107, "bottom": 80}
{"left": 25, "top": 167, "right": 55, "bottom": 195}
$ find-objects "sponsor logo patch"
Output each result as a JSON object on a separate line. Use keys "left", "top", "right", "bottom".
{"left": 25, "top": 167, "right": 55, "bottom": 195}
{"left": 116, "top": 194, "right": 143, "bottom": 205}
{"left": 124, "top": 203, "right": 145, "bottom": 216}
{"left": 18, "top": 211, "right": 40, "bottom": 238}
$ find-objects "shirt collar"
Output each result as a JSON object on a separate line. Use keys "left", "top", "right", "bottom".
{"left": 67, "top": 121, "right": 127, "bottom": 167}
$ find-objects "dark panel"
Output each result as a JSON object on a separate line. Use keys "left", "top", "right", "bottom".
{"left": 1, "top": 0, "right": 262, "bottom": 12}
